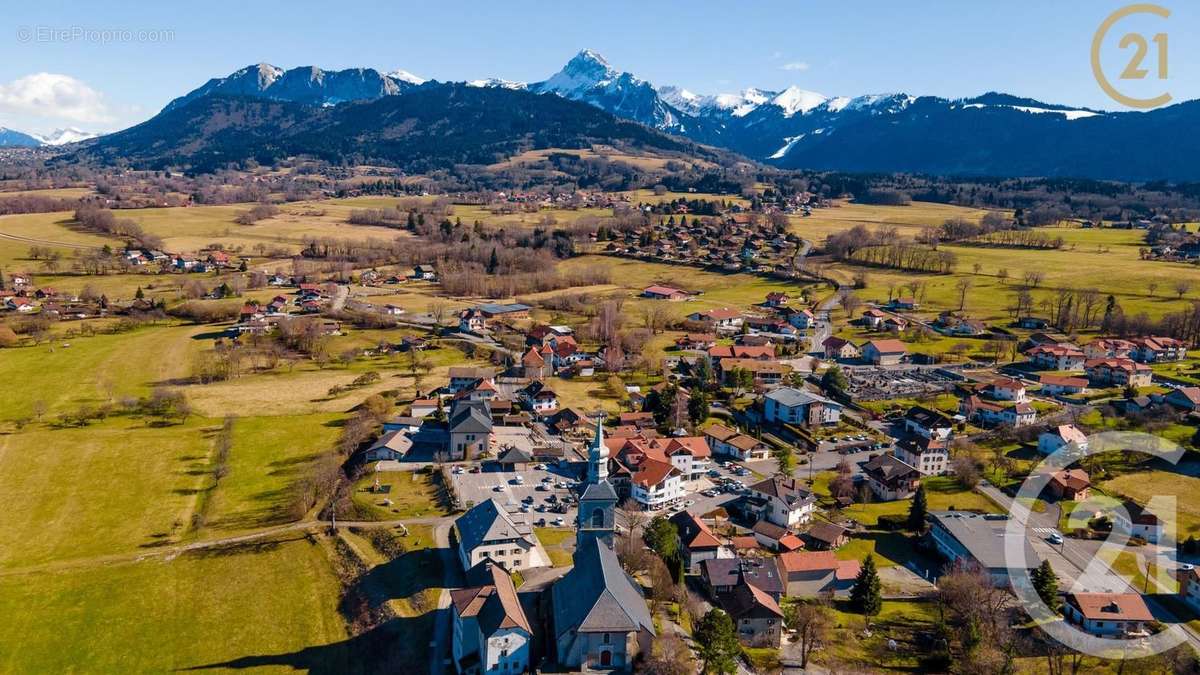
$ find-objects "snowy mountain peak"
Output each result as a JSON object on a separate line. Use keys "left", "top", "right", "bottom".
{"left": 537, "top": 49, "right": 621, "bottom": 96}
{"left": 770, "top": 86, "right": 828, "bottom": 117}
{"left": 388, "top": 69, "right": 426, "bottom": 85}
{"left": 36, "top": 127, "right": 99, "bottom": 145}
{"left": 467, "top": 78, "right": 527, "bottom": 90}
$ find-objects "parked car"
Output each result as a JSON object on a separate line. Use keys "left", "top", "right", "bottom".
{"left": 492, "top": 485, "right": 505, "bottom": 492}
{"left": 1047, "top": 532, "right": 1064, "bottom": 545}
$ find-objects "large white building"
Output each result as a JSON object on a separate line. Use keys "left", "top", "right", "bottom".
{"left": 763, "top": 387, "right": 843, "bottom": 426}
{"left": 453, "top": 499, "right": 539, "bottom": 572}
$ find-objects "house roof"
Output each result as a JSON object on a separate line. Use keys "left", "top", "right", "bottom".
{"left": 1046, "top": 424, "right": 1088, "bottom": 446}
{"left": 720, "top": 579, "right": 784, "bottom": 620}
{"left": 701, "top": 557, "right": 784, "bottom": 595}
{"left": 703, "top": 424, "right": 739, "bottom": 442}
{"left": 862, "top": 453, "right": 920, "bottom": 484}
{"left": 905, "top": 405, "right": 953, "bottom": 429}
{"left": 806, "top": 522, "right": 848, "bottom": 546}
{"left": 496, "top": 445, "right": 533, "bottom": 464}
{"left": 752, "top": 519, "right": 790, "bottom": 541}
{"left": 1039, "top": 374, "right": 1088, "bottom": 387}
{"left": 864, "top": 339, "right": 908, "bottom": 355}
{"left": 765, "top": 386, "right": 839, "bottom": 409}
{"left": 708, "top": 344, "right": 775, "bottom": 359}
{"left": 450, "top": 563, "right": 532, "bottom": 634}
{"left": 1049, "top": 469, "right": 1091, "bottom": 492}
{"left": 692, "top": 307, "right": 742, "bottom": 321}
{"left": 365, "top": 430, "right": 412, "bottom": 457}
{"left": 669, "top": 511, "right": 722, "bottom": 550}
{"left": 454, "top": 499, "right": 533, "bottom": 553}
{"left": 778, "top": 550, "right": 840, "bottom": 574}
{"left": 631, "top": 458, "right": 682, "bottom": 488}
{"left": 749, "top": 476, "right": 815, "bottom": 507}
{"left": 1066, "top": 593, "right": 1153, "bottom": 622}
{"left": 449, "top": 400, "right": 492, "bottom": 434}
{"left": 552, "top": 538, "right": 655, "bottom": 637}
{"left": 928, "top": 511, "right": 1038, "bottom": 571}
{"left": 644, "top": 285, "right": 684, "bottom": 296}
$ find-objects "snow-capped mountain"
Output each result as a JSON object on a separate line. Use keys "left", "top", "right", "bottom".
{"left": 134, "top": 51, "right": 1200, "bottom": 181}
{"left": 162, "top": 63, "right": 425, "bottom": 112}
{"left": 36, "top": 128, "right": 100, "bottom": 145}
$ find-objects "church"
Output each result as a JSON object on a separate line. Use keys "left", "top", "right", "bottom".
{"left": 548, "top": 417, "right": 655, "bottom": 670}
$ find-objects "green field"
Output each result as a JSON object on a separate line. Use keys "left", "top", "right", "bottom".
{"left": 0, "top": 536, "right": 349, "bottom": 673}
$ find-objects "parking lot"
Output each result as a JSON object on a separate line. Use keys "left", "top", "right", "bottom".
{"left": 449, "top": 465, "right": 579, "bottom": 528}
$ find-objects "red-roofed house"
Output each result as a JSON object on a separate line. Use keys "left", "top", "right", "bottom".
{"left": 670, "top": 511, "right": 732, "bottom": 572}
{"left": 1063, "top": 593, "right": 1153, "bottom": 637}
{"left": 862, "top": 339, "right": 908, "bottom": 366}
{"left": 778, "top": 551, "right": 861, "bottom": 598}
{"left": 642, "top": 285, "right": 689, "bottom": 301}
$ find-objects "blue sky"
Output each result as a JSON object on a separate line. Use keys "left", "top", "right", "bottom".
{"left": 1, "top": 0, "right": 1196, "bottom": 134}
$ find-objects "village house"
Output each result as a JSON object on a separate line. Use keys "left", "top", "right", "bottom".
{"left": 764, "top": 291, "right": 790, "bottom": 307}
{"left": 1063, "top": 593, "right": 1154, "bottom": 638}
{"left": 777, "top": 551, "right": 861, "bottom": 598}
{"left": 1037, "top": 424, "right": 1089, "bottom": 457}
{"left": 862, "top": 339, "right": 908, "bottom": 366}
{"left": 702, "top": 557, "right": 785, "bottom": 601}
{"left": 902, "top": 406, "right": 954, "bottom": 440}
{"left": 453, "top": 499, "right": 539, "bottom": 572}
{"left": 449, "top": 367, "right": 497, "bottom": 394}
{"left": 1112, "top": 500, "right": 1163, "bottom": 543}
{"left": 669, "top": 511, "right": 732, "bottom": 572}
{"left": 449, "top": 400, "right": 493, "bottom": 460}
{"left": 893, "top": 436, "right": 949, "bottom": 476}
{"left": 1179, "top": 567, "right": 1200, "bottom": 614}
{"left": 675, "top": 333, "right": 717, "bottom": 351}
{"left": 803, "top": 522, "right": 849, "bottom": 551}
{"left": 458, "top": 307, "right": 486, "bottom": 333}
{"left": 1046, "top": 469, "right": 1092, "bottom": 501}
{"left": 751, "top": 520, "right": 804, "bottom": 552}
{"left": 687, "top": 307, "right": 743, "bottom": 332}
{"left": 1038, "top": 374, "right": 1089, "bottom": 396}
{"left": 412, "top": 264, "right": 437, "bottom": 280}
{"left": 987, "top": 377, "right": 1027, "bottom": 402}
{"left": 821, "top": 336, "right": 861, "bottom": 361}
{"left": 1084, "top": 338, "right": 1136, "bottom": 360}
{"left": 1163, "top": 386, "right": 1200, "bottom": 412}
{"left": 722, "top": 580, "right": 785, "bottom": 647}
{"left": 450, "top": 563, "right": 533, "bottom": 675}
{"left": 477, "top": 303, "right": 532, "bottom": 320}
{"left": 519, "top": 380, "right": 558, "bottom": 414}
{"left": 862, "top": 453, "right": 921, "bottom": 501}
{"left": 362, "top": 430, "right": 413, "bottom": 462}
{"left": 748, "top": 476, "right": 816, "bottom": 528}
{"left": 708, "top": 344, "right": 775, "bottom": 361}
{"left": 960, "top": 395, "right": 1037, "bottom": 428}
{"left": 628, "top": 458, "right": 684, "bottom": 510}
{"left": 779, "top": 306, "right": 816, "bottom": 329}
{"left": 719, "top": 358, "right": 791, "bottom": 388}
{"left": 703, "top": 424, "right": 772, "bottom": 461}
{"left": 763, "top": 387, "right": 843, "bottom": 426}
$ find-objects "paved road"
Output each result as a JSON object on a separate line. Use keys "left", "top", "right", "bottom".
{"left": 428, "top": 522, "right": 460, "bottom": 675}
{"left": 0, "top": 228, "right": 102, "bottom": 251}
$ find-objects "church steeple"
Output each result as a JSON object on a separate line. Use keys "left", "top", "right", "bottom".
{"left": 586, "top": 414, "right": 608, "bottom": 485}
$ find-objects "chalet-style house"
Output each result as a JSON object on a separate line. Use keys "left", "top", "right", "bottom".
{"left": 1027, "top": 344, "right": 1087, "bottom": 371}
{"left": 747, "top": 476, "right": 816, "bottom": 528}
{"left": 642, "top": 285, "right": 689, "bottom": 301}
{"left": 1038, "top": 374, "right": 1089, "bottom": 396}
{"left": 703, "top": 424, "right": 772, "bottom": 461}
{"left": 722, "top": 581, "right": 784, "bottom": 647}
{"left": 449, "top": 400, "right": 493, "bottom": 460}
{"left": 670, "top": 511, "right": 731, "bottom": 572}
{"left": 862, "top": 453, "right": 922, "bottom": 501}
{"left": 902, "top": 406, "right": 954, "bottom": 440}
{"left": 1085, "top": 358, "right": 1152, "bottom": 388}
{"left": 821, "top": 336, "right": 860, "bottom": 361}
{"left": 960, "top": 395, "right": 1036, "bottom": 428}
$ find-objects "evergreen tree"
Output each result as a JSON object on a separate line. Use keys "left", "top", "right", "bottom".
{"left": 1032, "top": 559, "right": 1061, "bottom": 612}
{"left": 850, "top": 555, "right": 882, "bottom": 617}
{"left": 135, "top": 286, "right": 145, "bottom": 300}
{"left": 688, "top": 391, "right": 710, "bottom": 426}
{"left": 672, "top": 554, "right": 686, "bottom": 585}
{"left": 908, "top": 483, "right": 928, "bottom": 532}
{"left": 486, "top": 247, "right": 500, "bottom": 274}
{"left": 695, "top": 609, "right": 739, "bottom": 674}
{"left": 644, "top": 516, "right": 679, "bottom": 560}
{"left": 821, "top": 365, "right": 848, "bottom": 394}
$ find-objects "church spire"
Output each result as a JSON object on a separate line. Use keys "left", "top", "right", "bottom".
{"left": 587, "top": 413, "right": 608, "bottom": 485}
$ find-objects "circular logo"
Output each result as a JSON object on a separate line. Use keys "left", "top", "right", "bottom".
{"left": 1091, "top": 4, "right": 1172, "bottom": 109}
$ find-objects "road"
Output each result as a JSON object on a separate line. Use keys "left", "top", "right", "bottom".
{"left": 808, "top": 286, "right": 844, "bottom": 356}
{"left": 428, "top": 522, "right": 460, "bottom": 675}
{"left": 0, "top": 228, "right": 102, "bottom": 251}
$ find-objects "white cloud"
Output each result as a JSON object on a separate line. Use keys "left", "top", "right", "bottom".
{"left": 0, "top": 73, "right": 112, "bottom": 124}
{"left": 780, "top": 61, "right": 810, "bottom": 72}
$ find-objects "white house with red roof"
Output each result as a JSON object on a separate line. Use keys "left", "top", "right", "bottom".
{"left": 1063, "top": 592, "right": 1153, "bottom": 638}
{"left": 862, "top": 339, "right": 908, "bottom": 366}
{"left": 1027, "top": 344, "right": 1087, "bottom": 371}
{"left": 1038, "top": 424, "right": 1089, "bottom": 456}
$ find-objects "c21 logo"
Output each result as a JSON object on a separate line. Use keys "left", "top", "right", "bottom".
{"left": 1091, "top": 4, "right": 1172, "bottom": 109}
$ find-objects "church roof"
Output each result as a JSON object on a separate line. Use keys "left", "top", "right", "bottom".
{"left": 552, "top": 538, "right": 655, "bottom": 638}
{"left": 581, "top": 480, "right": 618, "bottom": 502}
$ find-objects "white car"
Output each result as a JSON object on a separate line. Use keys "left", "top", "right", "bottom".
{"left": 683, "top": 500, "right": 695, "bottom": 508}
{"left": 1046, "top": 532, "right": 1064, "bottom": 545}
{"left": 492, "top": 485, "right": 505, "bottom": 492}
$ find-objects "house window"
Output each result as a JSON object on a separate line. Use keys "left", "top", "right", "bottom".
{"left": 603, "top": 633, "right": 611, "bottom": 645}
{"left": 592, "top": 508, "right": 605, "bottom": 528}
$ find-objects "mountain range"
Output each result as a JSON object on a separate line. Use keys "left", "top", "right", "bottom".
{"left": 0, "top": 126, "right": 99, "bottom": 147}
{"left": 57, "top": 50, "right": 1200, "bottom": 181}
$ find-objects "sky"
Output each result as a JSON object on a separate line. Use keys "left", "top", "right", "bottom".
{"left": 0, "top": 0, "right": 1196, "bottom": 135}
